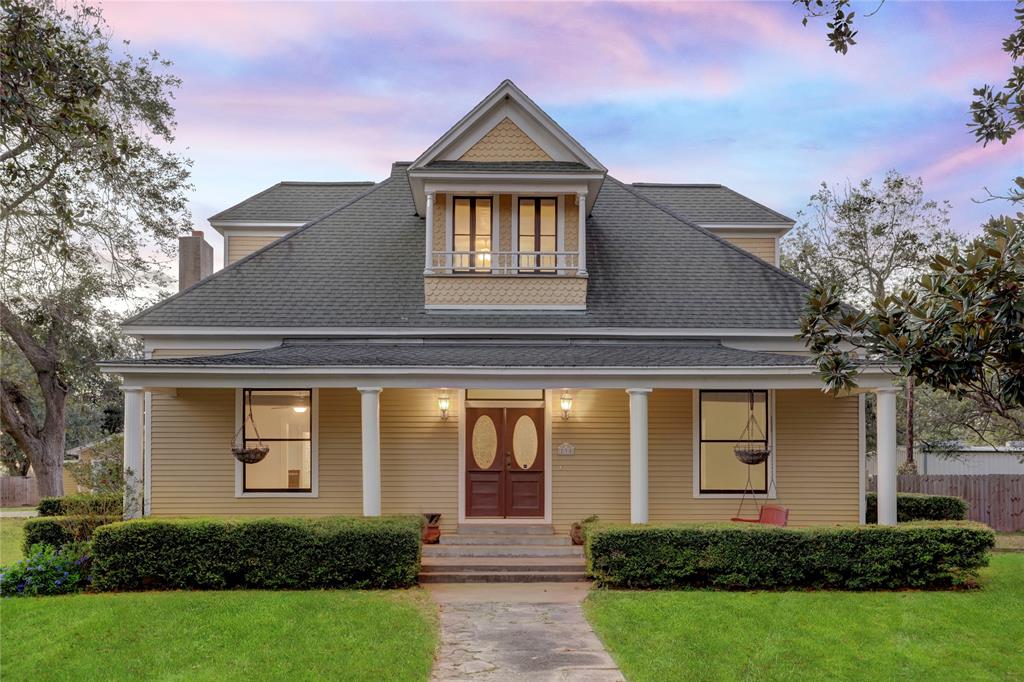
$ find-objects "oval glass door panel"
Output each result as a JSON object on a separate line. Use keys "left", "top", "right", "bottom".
{"left": 512, "top": 415, "right": 538, "bottom": 469}
{"left": 472, "top": 415, "right": 498, "bottom": 469}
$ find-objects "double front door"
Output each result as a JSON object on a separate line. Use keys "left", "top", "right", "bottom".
{"left": 465, "top": 407, "right": 545, "bottom": 518}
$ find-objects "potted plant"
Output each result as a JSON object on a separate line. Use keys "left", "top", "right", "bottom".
{"left": 422, "top": 513, "right": 442, "bottom": 544}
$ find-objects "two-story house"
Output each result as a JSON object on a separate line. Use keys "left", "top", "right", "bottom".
{"left": 103, "top": 81, "right": 900, "bottom": 559}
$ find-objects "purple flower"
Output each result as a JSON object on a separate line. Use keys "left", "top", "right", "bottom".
{"left": 55, "top": 579, "right": 62, "bottom": 586}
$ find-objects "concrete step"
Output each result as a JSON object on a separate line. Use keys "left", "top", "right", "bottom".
{"left": 422, "top": 544, "right": 585, "bottom": 558}
{"left": 420, "top": 571, "right": 588, "bottom": 584}
{"left": 438, "top": 533, "right": 571, "bottom": 546}
{"left": 455, "top": 524, "right": 555, "bottom": 535}
{"left": 421, "top": 558, "right": 584, "bottom": 573}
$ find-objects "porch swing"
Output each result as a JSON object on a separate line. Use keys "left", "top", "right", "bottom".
{"left": 231, "top": 396, "right": 270, "bottom": 464}
{"left": 730, "top": 390, "right": 788, "bottom": 527}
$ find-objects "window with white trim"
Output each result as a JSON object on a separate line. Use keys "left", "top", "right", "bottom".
{"left": 699, "top": 390, "right": 768, "bottom": 494}
{"left": 242, "top": 389, "right": 312, "bottom": 492}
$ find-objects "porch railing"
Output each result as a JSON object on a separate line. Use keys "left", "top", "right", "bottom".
{"left": 429, "top": 250, "right": 581, "bottom": 275}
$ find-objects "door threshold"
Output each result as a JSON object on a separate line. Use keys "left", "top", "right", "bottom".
{"left": 460, "top": 518, "right": 550, "bottom": 524}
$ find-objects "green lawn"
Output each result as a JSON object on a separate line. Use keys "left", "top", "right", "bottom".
{"left": 0, "top": 518, "right": 28, "bottom": 565}
{"left": 1, "top": 589, "right": 437, "bottom": 681}
{"left": 585, "top": 553, "right": 1024, "bottom": 682}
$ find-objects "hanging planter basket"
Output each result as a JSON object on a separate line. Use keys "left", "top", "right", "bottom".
{"left": 232, "top": 394, "right": 269, "bottom": 464}
{"left": 734, "top": 446, "right": 771, "bottom": 465}
{"left": 232, "top": 445, "right": 270, "bottom": 464}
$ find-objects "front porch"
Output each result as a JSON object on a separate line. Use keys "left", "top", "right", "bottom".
{"left": 116, "top": 379, "right": 900, "bottom": 532}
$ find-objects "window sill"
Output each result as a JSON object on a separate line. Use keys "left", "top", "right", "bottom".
{"left": 694, "top": 492, "right": 777, "bottom": 500}
{"left": 236, "top": 491, "right": 319, "bottom": 499}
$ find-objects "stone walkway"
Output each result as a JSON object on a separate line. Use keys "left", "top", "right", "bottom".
{"left": 427, "top": 583, "right": 623, "bottom": 682}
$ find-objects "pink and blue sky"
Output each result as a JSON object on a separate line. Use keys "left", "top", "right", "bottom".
{"left": 103, "top": 1, "right": 1022, "bottom": 266}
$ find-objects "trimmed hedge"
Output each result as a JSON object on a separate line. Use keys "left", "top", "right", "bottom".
{"left": 585, "top": 522, "right": 994, "bottom": 590}
{"left": 865, "top": 492, "right": 968, "bottom": 523}
{"left": 37, "top": 493, "right": 122, "bottom": 518}
{"left": 90, "top": 516, "right": 422, "bottom": 591}
{"left": 23, "top": 515, "right": 120, "bottom": 551}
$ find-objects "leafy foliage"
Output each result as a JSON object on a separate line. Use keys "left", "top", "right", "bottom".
{"left": 0, "top": 0, "right": 190, "bottom": 496}
{"left": 792, "top": 0, "right": 883, "bottom": 55}
{"left": 584, "top": 521, "right": 994, "bottom": 590}
{"left": 864, "top": 493, "right": 968, "bottom": 524}
{"left": 22, "top": 515, "right": 119, "bottom": 550}
{"left": 36, "top": 492, "right": 122, "bottom": 517}
{"left": 0, "top": 542, "right": 91, "bottom": 597}
{"left": 64, "top": 435, "right": 125, "bottom": 493}
{"left": 969, "top": 2, "right": 1024, "bottom": 147}
{"left": 90, "top": 516, "right": 423, "bottom": 591}
{"left": 800, "top": 218, "right": 1024, "bottom": 425}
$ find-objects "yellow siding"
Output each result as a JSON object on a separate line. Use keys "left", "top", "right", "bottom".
{"left": 424, "top": 275, "right": 587, "bottom": 307}
{"left": 723, "top": 236, "right": 776, "bottom": 264}
{"left": 459, "top": 118, "right": 552, "bottom": 162}
{"left": 380, "top": 389, "right": 460, "bottom": 531}
{"left": 564, "top": 196, "right": 579, "bottom": 253}
{"left": 499, "top": 194, "right": 513, "bottom": 252}
{"left": 226, "top": 235, "right": 280, "bottom": 264}
{"left": 551, "top": 390, "right": 631, "bottom": 530}
{"left": 148, "top": 388, "right": 458, "bottom": 529}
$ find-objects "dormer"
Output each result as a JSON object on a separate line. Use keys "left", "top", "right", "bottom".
{"left": 408, "top": 81, "right": 606, "bottom": 311}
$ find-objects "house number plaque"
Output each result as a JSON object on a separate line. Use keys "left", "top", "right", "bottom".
{"left": 557, "top": 442, "right": 575, "bottom": 457}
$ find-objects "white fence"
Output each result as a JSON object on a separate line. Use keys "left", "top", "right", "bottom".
{"left": 866, "top": 448, "right": 1024, "bottom": 477}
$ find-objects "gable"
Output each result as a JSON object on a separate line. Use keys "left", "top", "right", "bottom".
{"left": 458, "top": 117, "right": 552, "bottom": 162}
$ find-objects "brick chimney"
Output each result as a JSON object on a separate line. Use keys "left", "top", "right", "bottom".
{"left": 178, "top": 230, "right": 213, "bottom": 291}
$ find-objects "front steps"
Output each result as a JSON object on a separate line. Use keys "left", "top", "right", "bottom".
{"left": 420, "top": 524, "right": 587, "bottom": 583}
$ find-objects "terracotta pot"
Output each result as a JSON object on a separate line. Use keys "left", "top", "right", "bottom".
{"left": 422, "top": 526, "right": 441, "bottom": 544}
{"left": 570, "top": 522, "right": 585, "bottom": 546}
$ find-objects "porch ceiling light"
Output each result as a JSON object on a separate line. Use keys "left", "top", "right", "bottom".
{"left": 292, "top": 406, "right": 308, "bottom": 413}
{"left": 437, "top": 391, "right": 451, "bottom": 420}
{"left": 560, "top": 391, "right": 573, "bottom": 420}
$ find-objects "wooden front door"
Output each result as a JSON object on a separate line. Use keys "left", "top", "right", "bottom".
{"left": 466, "top": 407, "right": 545, "bottom": 518}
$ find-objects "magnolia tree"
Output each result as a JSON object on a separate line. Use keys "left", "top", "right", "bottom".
{"left": 800, "top": 214, "right": 1024, "bottom": 440}
{"left": 1, "top": 0, "right": 191, "bottom": 496}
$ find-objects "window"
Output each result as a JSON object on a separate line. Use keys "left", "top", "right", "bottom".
{"left": 242, "top": 389, "right": 312, "bottom": 493}
{"left": 453, "top": 197, "right": 492, "bottom": 272}
{"left": 699, "top": 390, "right": 768, "bottom": 494}
{"left": 518, "top": 197, "right": 557, "bottom": 272}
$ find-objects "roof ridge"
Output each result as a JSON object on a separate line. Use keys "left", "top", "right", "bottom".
{"left": 276, "top": 181, "right": 376, "bottom": 187}
{"left": 631, "top": 182, "right": 723, "bottom": 188}
{"left": 610, "top": 176, "right": 813, "bottom": 293}
{"left": 124, "top": 177, "right": 394, "bottom": 327}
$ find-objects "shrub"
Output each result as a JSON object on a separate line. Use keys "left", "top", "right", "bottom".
{"left": 37, "top": 493, "right": 122, "bottom": 518}
{"left": 584, "top": 521, "right": 994, "bottom": 590}
{"left": 91, "top": 516, "right": 422, "bottom": 591}
{"left": 0, "top": 543, "right": 92, "bottom": 597}
{"left": 23, "top": 515, "right": 121, "bottom": 551}
{"left": 865, "top": 493, "right": 968, "bottom": 523}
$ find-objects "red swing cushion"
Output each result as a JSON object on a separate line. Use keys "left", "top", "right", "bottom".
{"left": 731, "top": 504, "right": 789, "bottom": 527}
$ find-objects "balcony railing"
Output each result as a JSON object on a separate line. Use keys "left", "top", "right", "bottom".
{"left": 428, "top": 251, "right": 582, "bottom": 275}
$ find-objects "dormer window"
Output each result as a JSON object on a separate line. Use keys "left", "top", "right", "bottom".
{"left": 518, "top": 198, "right": 557, "bottom": 272}
{"left": 453, "top": 196, "right": 492, "bottom": 272}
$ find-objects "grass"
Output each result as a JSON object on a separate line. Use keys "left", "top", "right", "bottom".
{"left": 1, "top": 589, "right": 437, "bottom": 681}
{"left": 585, "top": 553, "right": 1024, "bottom": 682}
{"left": 0, "top": 518, "right": 28, "bottom": 565}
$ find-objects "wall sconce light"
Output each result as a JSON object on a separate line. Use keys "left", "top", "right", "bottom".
{"left": 437, "top": 391, "right": 451, "bottom": 421}
{"left": 560, "top": 390, "right": 573, "bottom": 420}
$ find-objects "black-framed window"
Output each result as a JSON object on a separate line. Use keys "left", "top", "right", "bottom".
{"left": 243, "top": 389, "right": 312, "bottom": 493}
{"left": 517, "top": 197, "right": 557, "bottom": 272}
{"left": 699, "top": 390, "right": 768, "bottom": 494}
{"left": 453, "top": 196, "right": 492, "bottom": 272}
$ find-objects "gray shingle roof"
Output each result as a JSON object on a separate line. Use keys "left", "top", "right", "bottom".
{"left": 422, "top": 161, "right": 594, "bottom": 173}
{"left": 113, "top": 340, "right": 810, "bottom": 368}
{"left": 209, "top": 181, "right": 376, "bottom": 222}
{"left": 128, "top": 164, "right": 812, "bottom": 330}
{"left": 631, "top": 184, "right": 794, "bottom": 224}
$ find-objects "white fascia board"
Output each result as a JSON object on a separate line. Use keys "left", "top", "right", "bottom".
{"left": 412, "top": 177, "right": 603, "bottom": 216}
{"left": 208, "top": 220, "right": 307, "bottom": 235}
{"left": 108, "top": 365, "right": 894, "bottom": 391}
{"left": 702, "top": 225, "right": 792, "bottom": 238}
{"left": 122, "top": 325, "right": 804, "bottom": 338}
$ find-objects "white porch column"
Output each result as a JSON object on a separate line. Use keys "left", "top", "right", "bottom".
{"left": 576, "top": 192, "right": 587, "bottom": 275}
{"left": 359, "top": 387, "right": 382, "bottom": 516}
{"left": 424, "top": 192, "right": 434, "bottom": 274}
{"left": 122, "top": 387, "right": 144, "bottom": 519}
{"left": 627, "top": 388, "right": 651, "bottom": 524}
{"left": 875, "top": 386, "right": 899, "bottom": 525}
